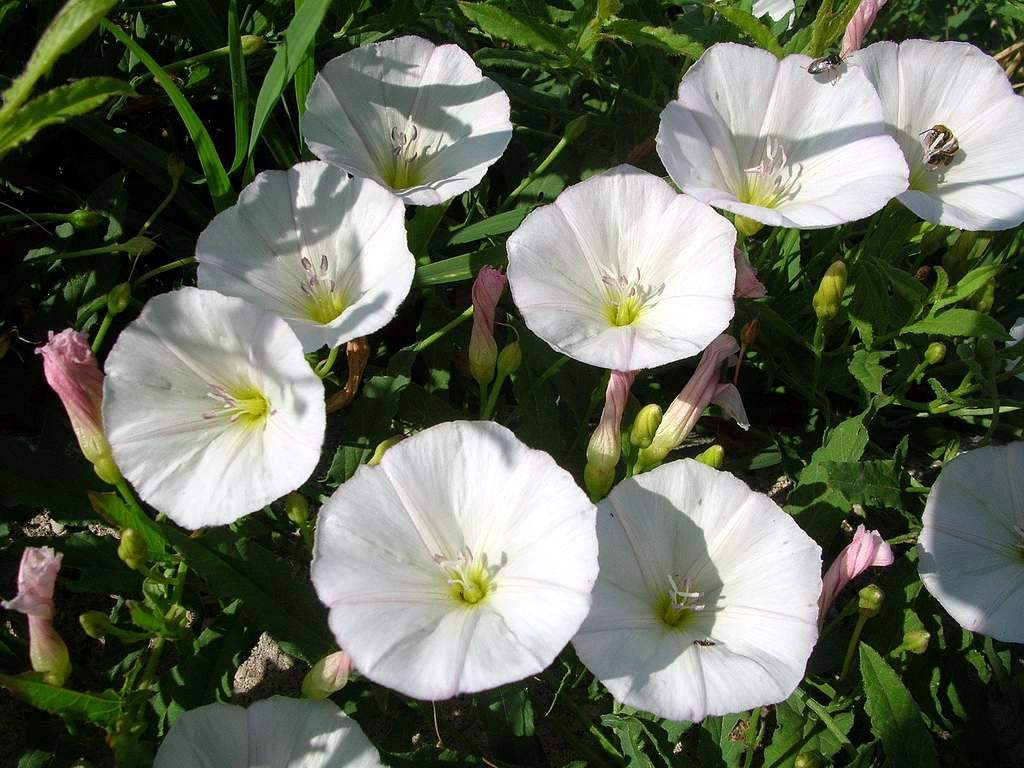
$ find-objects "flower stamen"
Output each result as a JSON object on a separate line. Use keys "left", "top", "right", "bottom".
{"left": 743, "top": 138, "right": 803, "bottom": 208}
{"left": 203, "top": 383, "right": 271, "bottom": 428}
{"left": 658, "top": 575, "right": 705, "bottom": 629}
{"left": 601, "top": 267, "right": 665, "bottom": 327}
{"left": 388, "top": 121, "right": 423, "bottom": 189}
{"left": 435, "top": 546, "right": 496, "bottom": 605}
{"left": 299, "top": 254, "right": 348, "bottom": 324}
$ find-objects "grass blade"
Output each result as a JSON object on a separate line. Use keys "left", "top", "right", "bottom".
{"left": 226, "top": 0, "right": 251, "bottom": 173}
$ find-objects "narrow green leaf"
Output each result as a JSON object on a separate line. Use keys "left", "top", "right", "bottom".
{"left": 87, "top": 491, "right": 168, "bottom": 561}
{"left": 226, "top": 0, "right": 251, "bottom": 174}
{"left": 248, "top": 0, "right": 333, "bottom": 157}
{"left": 703, "top": 2, "right": 783, "bottom": 58}
{"left": 0, "top": 674, "right": 123, "bottom": 727}
{"left": 0, "top": 77, "right": 132, "bottom": 157}
{"left": 292, "top": 0, "right": 316, "bottom": 117}
{"left": 935, "top": 263, "right": 1002, "bottom": 310}
{"left": 602, "top": 19, "right": 704, "bottom": 58}
{"left": 447, "top": 209, "right": 529, "bottom": 246}
{"left": 859, "top": 643, "right": 939, "bottom": 768}
{"left": 808, "top": 0, "right": 861, "bottom": 57}
{"left": 1, "top": 0, "right": 118, "bottom": 115}
{"left": 458, "top": 2, "right": 570, "bottom": 54}
{"left": 100, "top": 20, "right": 234, "bottom": 211}
{"left": 903, "top": 309, "right": 1010, "bottom": 340}
{"left": 415, "top": 246, "right": 507, "bottom": 286}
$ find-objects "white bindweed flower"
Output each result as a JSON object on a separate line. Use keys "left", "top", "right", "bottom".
{"left": 506, "top": 165, "right": 736, "bottom": 371}
{"left": 573, "top": 460, "right": 822, "bottom": 721}
{"left": 154, "top": 696, "right": 384, "bottom": 768}
{"left": 311, "top": 420, "right": 598, "bottom": 700}
{"left": 302, "top": 35, "right": 512, "bottom": 206}
{"left": 753, "top": 0, "right": 795, "bottom": 23}
{"left": 918, "top": 442, "right": 1024, "bottom": 643}
{"left": 196, "top": 162, "right": 413, "bottom": 352}
{"left": 657, "top": 43, "right": 909, "bottom": 230}
{"left": 850, "top": 40, "right": 1024, "bottom": 230}
{"left": 103, "top": 288, "right": 325, "bottom": 530}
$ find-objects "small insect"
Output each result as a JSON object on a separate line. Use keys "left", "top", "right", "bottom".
{"left": 807, "top": 52, "right": 845, "bottom": 84}
{"left": 693, "top": 639, "right": 717, "bottom": 647}
{"left": 920, "top": 124, "right": 960, "bottom": 167}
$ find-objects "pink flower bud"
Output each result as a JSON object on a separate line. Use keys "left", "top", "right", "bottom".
{"left": 841, "top": 0, "right": 888, "bottom": 57}
{"left": 36, "top": 330, "right": 120, "bottom": 484}
{"left": 734, "top": 248, "right": 767, "bottom": 299}
{"left": 302, "top": 650, "right": 354, "bottom": 699}
{"left": 468, "top": 267, "right": 508, "bottom": 388}
{"left": 586, "top": 370, "right": 636, "bottom": 474}
{"left": 2, "top": 547, "right": 71, "bottom": 685}
{"left": 638, "top": 336, "right": 747, "bottom": 468}
{"left": 817, "top": 525, "right": 894, "bottom": 625}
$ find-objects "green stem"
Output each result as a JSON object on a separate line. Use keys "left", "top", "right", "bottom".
{"left": 410, "top": 306, "right": 474, "bottom": 353}
{"left": 316, "top": 346, "right": 340, "bottom": 378}
{"left": 500, "top": 133, "right": 577, "bottom": 211}
{"left": 481, "top": 373, "right": 506, "bottom": 421}
{"left": 743, "top": 706, "right": 763, "bottom": 767}
{"left": 477, "top": 381, "right": 491, "bottom": 419}
{"left": 539, "top": 356, "right": 569, "bottom": 381}
{"left": 27, "top": 242, "right": 131, "bottom": 264}
{"left": 811, "top": 318, "right": 826, "bottom": 396}
{"left": 138, "top": 174, "right": 180, "bottom": 236}
{"left": 133, "top": 256, "right": 197, "bottom": 286}
{"left": 0, "top": 212, "right": 75, "bottom": 225}
{"left": 91, "top": 312, "right": 115, "bottom": 354}
{"left": 839, "top": 613, "right": 869, "bottom": 680}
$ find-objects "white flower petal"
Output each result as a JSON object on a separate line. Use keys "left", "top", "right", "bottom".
{"left": 197, "top": 161, "right": 413, "bottom": 352}
{"left": 851, "top": 40, "right": 1024, "bottom": 230}
{"left": 918, "top": 442, "right": 1024, "bottom": 642}
{"left": 753, "top": 0, "right": 795, "bottom": 22}
{"left": 312, "top": 421, "right": 598, "bottom": 700}
{"left": 154, "top": 697, "right": 384, "bottom": 768}
{"left": 103, "top": 288, "right": 325, "bottom": 529}
{"left": 657, "top": 43, "right": 908, "bottom": 229}
{"left": 302, "top": 35, "right": 512, "bottom": 205}
{"left": 506, "top": 165, "right": 736, "bottom": 371}
{"left": 573, "top": 460, "right": 821, "bottom": 721}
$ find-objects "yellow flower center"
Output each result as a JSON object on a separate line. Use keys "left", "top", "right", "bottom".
{"left": 436, "top": 547, "right": 495, "bottom": 606}
{"left": 742, "top": 138, "right": 801, "bottom": 209}
{"left": 204, "top": 384, "right": 271, "bottom": 429}
{"left": 601, "top": 268, "right": 664, "bottom": 328}
{"left": 299, "top": 255, "right": 348, "bottom": 325}
{"left": 387, "top": 122, "right": 424, "bottom": 190}
{"left": 657, "top": 575, "right": 705, "bottom": 630}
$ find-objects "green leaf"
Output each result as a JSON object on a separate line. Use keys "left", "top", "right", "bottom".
{"left": 226, "top": 0, "right": 251, "bottom": 173}
{"left": 100, "top": 20, "right": 234, "bottom": 211}
{"left": 859, "top": 643, "right": 939, "bottom": 768}
{"left": 848, "top": 349, "right": 892, "bottom": 396}
{"left": 88, "top": 491, "right": 168, "bottom": 561}
{"left": 1, "top": 0, "right": 118, "bottom": 115}
{"left": 808, "top": 0, "right": 861, "bottom": 57}
{"left": 414, "top": 246, "right": 507, "bottom": 286}
{"left": 481, "top": 685, "right": 542, "bottom": 765}
{"left": 903, "top": 309, "right": 1010, "bottom": 340}
{"left": 703, "top": 2, "right": 783, "bottom": 57}
{"left": 821, "top": 460, "right": 902, "bottom": 508}
{"left": 0, "top": 76, "right": 132, "bottom": 157}
{"left": 0, "top": 674, "right": 123, "bottom": 727}
{"left": 458, "top": 2, "right": 570, "bottom": 54}
{"left": 934, "top": 263, "right": 1002, "bottom": 311}
{"left": 447, "top": 209, "right": 530, "bottom": 246}
{"left": 248, "top": 0, "right": 333, "bottom": 158}
{"left": 601, "top": 19, "right": 704, "bottom": 58}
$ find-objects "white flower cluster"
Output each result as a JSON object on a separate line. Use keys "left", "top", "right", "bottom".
{"left": 96, "top": 32, "right": 1020, "bottom": 767}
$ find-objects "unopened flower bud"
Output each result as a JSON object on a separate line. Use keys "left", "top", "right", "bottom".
{"left": 117, "top": 529, "right": 148, "bottom": 572}
{"left": 794, "top": 750, "right": 826, "bottom": 768}
{"left": 695, "top": 445, "right": 725, "bottom": 470}
{"left": 496, "top": 341, "right": 522, "bottom": 379}
{"left": 583, "top": 462, "right": 616, "bottom": 503}
{"left": 924, "top": 342, "right": 946, "bottom": 365}
{"left": 734, "top": 249, "right": 766, "bottom": 299}
{"left": 120, "top": 236, "right": 157, "bottom": 257}
{"left": 740, "top": 319, "right": 759, "bottom": 349}
{"left": 240, "top": 35, "right": 265, "bottom": 54}
{"left": 107, "top": 283, "right": 131, "bottom": 316}
{"left": 284, "top": 492, "right": 309, "bottom": 526}
{"left": 734, "top": 215, "right": 763, "bottom": 238}
{"left": 69, "top": 209, "right": 104, "bottom": 229}
{"left": 166, "top": 153, "right": 185, "bottom": 181}
{"left": 2, "top": 547, "right": 71, "bottom": 686}
{"left": 629, "top": 404, "right": 663, "bottom": 449}
{"left": 903, "top": 628, "right": 930, "bottom": 655}
{"left": 857, "top": 584, "right": 884, "bottom": 617}
{"left": 468, "top": 267, "right": 506, "bottom": 388}
{"left": 302, "top": 650, "right": 354, "bottom": 700}
{"left": 368, "top": 435, "right": 403, "bottom": 467}
{"left": 564, "top": 115, "right": 589, "bottom": 142}
{"left": 80, "top": 611, "right": 112, "bottom": 640}
{"left": 813, "top": 261, "right": 847, "bottom": 320}
{"left": 972, "top": 280, "right": 995, "bottom": 314}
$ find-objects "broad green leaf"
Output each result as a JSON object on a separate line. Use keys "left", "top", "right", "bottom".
{"left": 458, "top": 2, "right": 570, "bottom": 54}
{"left": 88, "top": 491, "right": 168, "bottom": 561}
{"left": 703, "top": 2, "right": 783, "bottom": 57}
{"left": 0, "top": 674, "right": 123, "bottom": 726}
{"left": 903, "top": 309, "right": 1010, "bottom": 340}
{"left": 0, "top": 77, "right": 132, "bottom": 157}
{"left": 1, "top": 0, "right": 118, "bottom": 115}
{"left": 481, "top": 685, "right": 542, "bottom": 764}
{"left": 859, "top": 643, "right": 939, "bottom": 768}
{"left": 848, "top": 349, "right": 892, "bottom": 396}
{"left": 602, "top": 714, "right": 657, "bottom": 768}
{"left": 101, "top": 20, "right": 234, "bottom": 211}
{"left": 248, "top": 0, "right": 333, "bottom": 157}
{"left": 821, "top": 460, "right": 903, "bottom": 508}
{"left": 934, "top": 263, "right": 1002, "bottom": 310}
{"left": 415, "top": 246, "right": 507, "bottom": 286}
{"left": 601, "top": 19, "right": 704, "bottom": 58}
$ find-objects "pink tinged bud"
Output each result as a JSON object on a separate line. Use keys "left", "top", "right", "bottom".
{"left": 841, "top": 0, "right": 888, "bottom": 57}
{"left": 639, "top": 336, "right": 744, "bottom": 467}
{"left": 2, "top": 547, "right": 71, "bottom": 685}
{"left": 469, "top": 267, "right": 508, "bottom": 388}
{"left": 817, "top": 525, "right": 895, "bottom": 625}
{"left": 302, "top": 650, "right": 354, "bottom": 699}
{"left": 587, "top": 370, "right": 636, "bottom": 472}
{"left": 36, "top": 330, "right": 120, "bottom": 484}
{"left": 734, "top": 248, "right": 767, "bottom": 299}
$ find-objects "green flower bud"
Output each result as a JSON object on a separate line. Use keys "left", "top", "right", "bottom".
{"left": 734, "top": 215, "right": 763, "bottom": 238}
{"left": 117, "top": 529, "right": 148, "bottom": 572}
{"left": 794, "top": 750, "right": 826, "bottom": 768}
{"left": 857, "top": 584, "right": 884, "bottom": 618}
{"left": 812, "top": 261, "right": 847, "bottom": 320}
{"left": 368, "top": 435, "right": 404, "bottom": 467}
{"left": 695, "top": 445, "right": 725, "bottom": 470}
{"left": 496, "top": 341, "right": 522, "bottom": 379}
{"left": 903, "top": 628, "right": 930, "bottom": 655}
{"left": 924, "top": 342, "right": 946, "bottom": 365}
{"left": 240, "top": 35, "right": 266, "bottom": 54}
{"left": 107, "top": 283, "right": 131, "bottom": 316}
{"left": 302, "top": 650, "right": 353, "bottom": 700}
{"left": 69, "top": 209, "right": 105, "bottom": 229}
{"left": 972, "top": 280, "right": 995, "bottom": 314}
{"left": 166, "top": 153, "right": 186, "bottom": 181}
{"left": 583, "top": 461, "right": 615, "bottom": 503}
{"left": 284, "top": 492, "right": 309, "bottom": 526}
{"left": 80, "top": 611, "right": 112, "bottom": 640}
{"left": 120, "top": 236, "right": 157, "bottom": 257}
{"left": 92, "top": 456, "right": 122, "bottom": 486}
{"left": 629, "top": 404, "right": 663, "bottom": 449}
{"left": 564, "top": 115, "right": 589, "bottom": 142}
